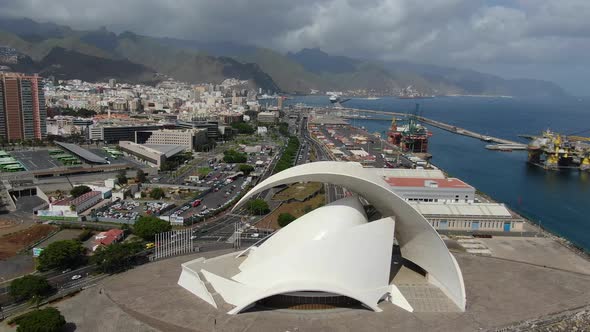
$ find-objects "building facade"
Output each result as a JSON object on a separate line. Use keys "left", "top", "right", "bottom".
{"left": 385, "top": 177, "right": 475, "bottom": 203}
{"left": 257, "top": 111, "right": 279, "bottom": 124}
{"left": 90, "top": 124, "right": 164, "bottom": 143}
{"left": 0, "top": 73, "right": 46, "bottom": 140}
{"left": 119, "top": 141, "right": 185, "bottom": 169}
{"left": 135, "top": 128, "right": 208, "bottom": 151}
{"left": 409, "top": 202, "right": 524, "bottom": 233}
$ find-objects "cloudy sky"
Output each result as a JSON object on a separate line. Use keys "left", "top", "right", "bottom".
{"left": 1, "top": 0, "right": 589, "bottom": 95}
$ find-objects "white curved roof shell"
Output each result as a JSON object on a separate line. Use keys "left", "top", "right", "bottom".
{"left": 178, "top": 161, "right": 465, "bottom": 314}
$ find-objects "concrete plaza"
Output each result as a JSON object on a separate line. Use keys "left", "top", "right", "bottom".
{"left": 43, "top": 242, "right": 590, "bottom": 332}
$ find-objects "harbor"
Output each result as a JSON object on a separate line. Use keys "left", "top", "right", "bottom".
{"left": 287, "top": 95, "right": 590, "bottom": 253}
{"left": 332, "top": 106, "right": 590, "bottom": 170}
{"left": 331, "top": 107, "right": 526, "bottom": 147}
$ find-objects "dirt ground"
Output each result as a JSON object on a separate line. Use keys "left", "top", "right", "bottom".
{"left": 256, "top": 194, "right": 325, "bottom": 230}
{"left": 0, "top": 224, "right": 57, "bottom": 260}
{"left": 0, "top": 213, "right": 36, "bottom": 237}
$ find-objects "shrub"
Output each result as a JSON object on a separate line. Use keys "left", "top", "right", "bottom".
{"left": 70, "top": 185, "right": 91, "bottom": 198}
{"left": 77, "top": 229, "right": 93, "bottom": 242}
{"left": 149, "top": 187, "right": 165, "bottom": 200}
{"left": 277, "top": 213, "right": 296, "bottom": 227}
{"left": 13, "top": 307, "right": 66, "bottom": 332}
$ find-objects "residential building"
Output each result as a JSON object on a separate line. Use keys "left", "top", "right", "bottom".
{"left": 92, "top": 228, "right": 124, "bottom": 251}
{"left": 0, "top": 72, "right": 46, "bottom": 140}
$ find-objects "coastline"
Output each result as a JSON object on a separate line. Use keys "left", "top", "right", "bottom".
{"left": 346, "top": 121, "right": 590, "bottom": 259}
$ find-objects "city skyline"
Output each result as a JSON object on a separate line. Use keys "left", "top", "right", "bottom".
{"left": 0, "top": 0, "right": 589, "bottom": 95}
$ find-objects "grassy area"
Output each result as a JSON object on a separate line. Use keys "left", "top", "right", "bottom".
{"left": 197, "top": 167, "right": 212, "bottom": 177}
{"left": 256, "top": 194, "right": 325, "bottom": 230}
{"left": 272, "top": 182, "right": 323, "bottom": 202}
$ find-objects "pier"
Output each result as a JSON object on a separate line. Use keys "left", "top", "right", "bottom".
{"left": 335, "top": 108, "right": 526, "bottom": 148}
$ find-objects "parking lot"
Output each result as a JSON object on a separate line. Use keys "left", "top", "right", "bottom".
{"left": 95, "top": 200, "right": 174, "bottom": 223}
{"left": 9, "top": 150, "right": 64, "bottom": 171}
{"left": 163, "top": 152, "right": 274, "bottom": 222}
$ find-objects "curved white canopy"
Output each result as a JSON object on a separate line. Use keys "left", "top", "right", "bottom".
{"left": 233, "top": 161, "right": 466, "bottom": 311}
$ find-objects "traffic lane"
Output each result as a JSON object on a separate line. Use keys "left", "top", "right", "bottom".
{"left": 0, "top": 264, "right": 96, "bottom": 296}
{"left": 0, "top": 265, "right": 96, "bottom": 306}
{"left": 181, "top": 177, "right": 247, "bottom": 218}
{"left": 46, "top": 265, "right": 97, "bottom": 289}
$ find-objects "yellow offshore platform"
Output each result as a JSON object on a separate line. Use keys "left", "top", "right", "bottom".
{"left": 527, "top": 130, "right": 590, "bottom": 171}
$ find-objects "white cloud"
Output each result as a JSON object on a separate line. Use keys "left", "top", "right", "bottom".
{"left": 0, "top": 0, "right": 589, "bottom": 68}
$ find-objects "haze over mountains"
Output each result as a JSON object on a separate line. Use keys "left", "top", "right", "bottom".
{"left": 0, "top": 17, "right": 567, "bottom": 97}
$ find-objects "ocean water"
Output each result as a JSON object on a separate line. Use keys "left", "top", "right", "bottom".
{"left": 286, "top": 96, "right": 590, "bottom": 252}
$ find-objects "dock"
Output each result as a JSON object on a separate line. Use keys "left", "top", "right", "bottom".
{"left": 335, "top": 108, "right": 524, "bottom": 146}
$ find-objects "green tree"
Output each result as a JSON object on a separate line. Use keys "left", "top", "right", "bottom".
{"left": 136, "top": 169, "right": 147, "bottom": 183}
{"left": 277, "top": 213, "right": 296, "bottom": 227}
{"left": 231, "top": 122, "right": 255, "bottom": 134}
{"left": 14, "top": 307, "right": 66, "bottom": 332}
{"left": 223, "top": 149, "right": 247, "bottom": 163}
{"left": 38, "top": 240, "right": 86, "bottom": 271}
{"left": 274, "top": 136, "right": 300, "bottom": 173}
{"left": 92, "top": 241, "right": 144, "bottom": 274}
{"left": 116, "top": 169, "right": 127, "bottom": 185}
{"left": 149, "top": 187, "right": 165, "bottom": 200}
{"left": 70, "top": 185, "right": 91, "bottom": 198}
{"left": 246, "top": 199, "right": 270, "bottom": 215}
{"left": 238, "top": 164, "right": 254, "bottom": 175}
{"left": 278, "top": 122, "right": 290, "bottom": 136}
{"left": 9, "top": 275, "right": 53, "bottom": 303}
{"left": 77, "top": 229, "right": 94, "bottom": 241}
{"left": 133, "top": 215, "right": 171, "bottom": 241}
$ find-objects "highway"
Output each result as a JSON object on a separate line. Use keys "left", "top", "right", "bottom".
{"left": 298, "top": 115, "right": 346, "bottom": 203}
{"left": 0, "top": 264, "right": 98, "bottom": 314}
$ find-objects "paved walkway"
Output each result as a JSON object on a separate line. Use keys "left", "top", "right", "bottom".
{"left": 29, "top": 246, "right": 589, "bottom": 332}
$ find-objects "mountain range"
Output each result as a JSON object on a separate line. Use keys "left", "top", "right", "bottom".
{"left": 0, "top": 16, "right": 567, "bottom": 97}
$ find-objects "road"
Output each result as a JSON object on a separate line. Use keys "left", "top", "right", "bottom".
{"left": 298, "top": 115, "right": 346, "bottom": 203}
{"left": 0, "top": 264, "right": 98, "bottom": 311}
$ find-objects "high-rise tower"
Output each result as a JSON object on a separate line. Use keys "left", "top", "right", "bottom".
{"left": 0, "top": 73, "right": 46, "bottom": 141}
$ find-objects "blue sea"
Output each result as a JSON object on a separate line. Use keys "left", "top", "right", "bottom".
{"left": 286, "top": 96, "right": 590, "bottom": 252}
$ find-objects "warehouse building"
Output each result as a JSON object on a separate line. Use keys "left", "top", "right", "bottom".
{"left": 410, "top": 202, "right": 524, "bottom": 232}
